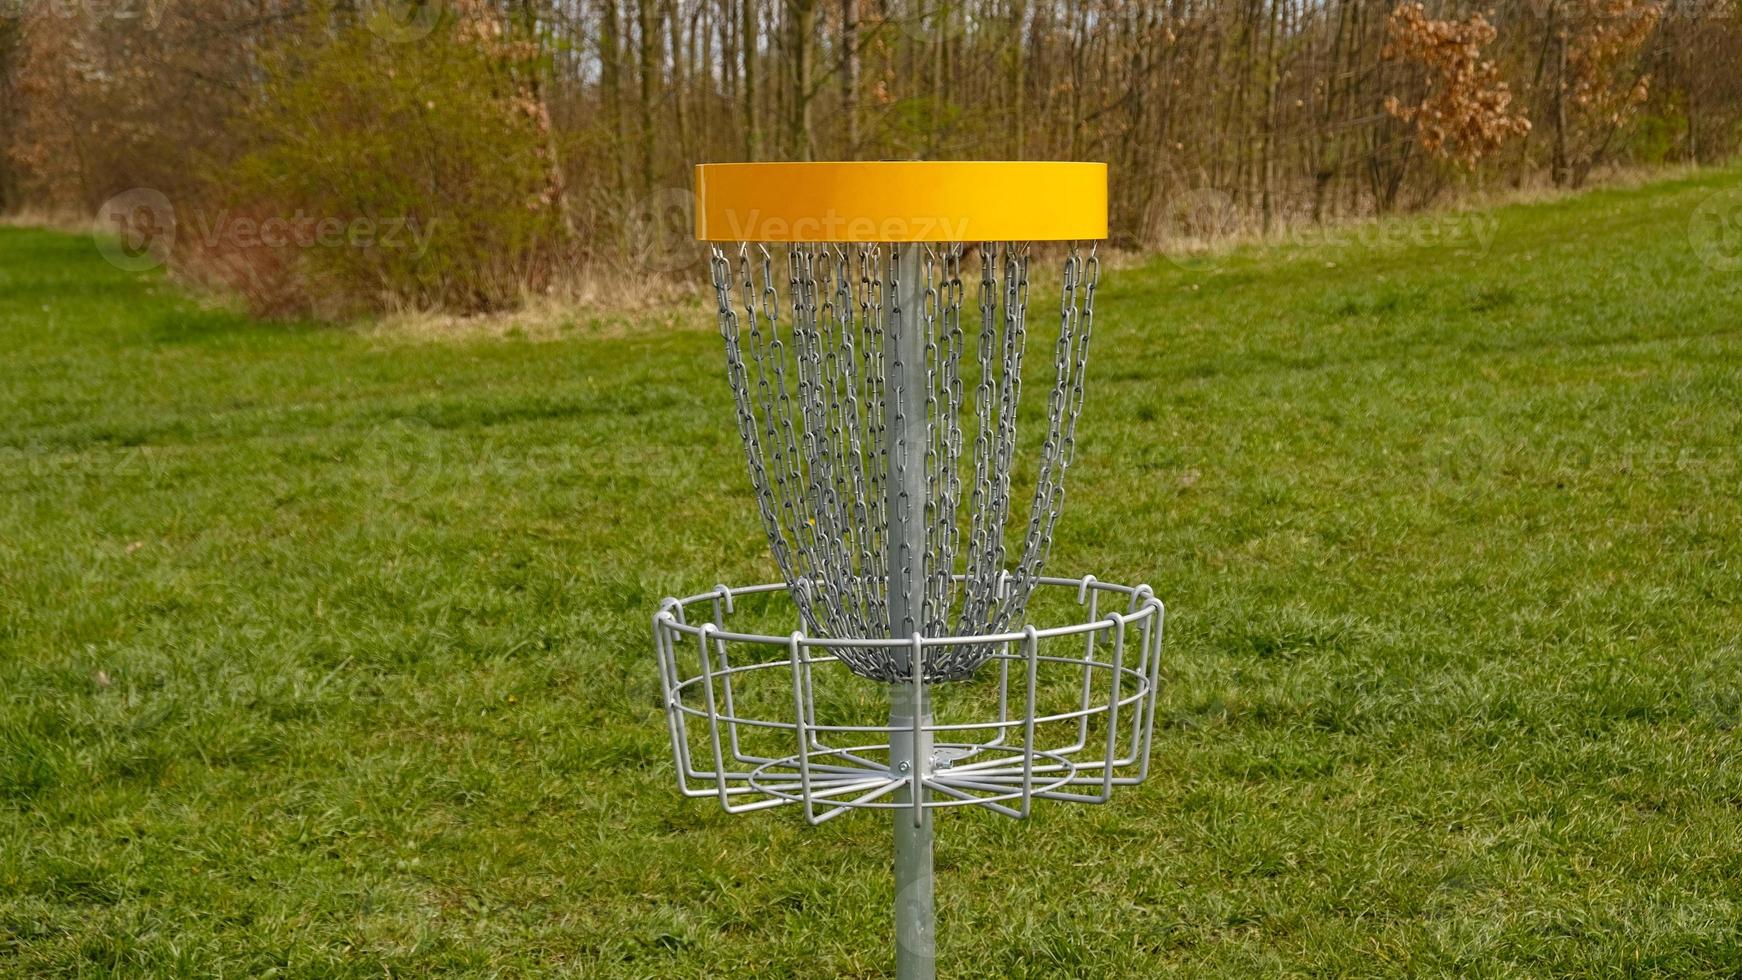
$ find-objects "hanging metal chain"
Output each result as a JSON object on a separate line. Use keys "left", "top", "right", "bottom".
{"left": 711, "top": 240, "right": 1096, "bottom": 683}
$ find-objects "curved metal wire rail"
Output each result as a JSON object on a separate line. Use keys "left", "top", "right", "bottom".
{"left": 654, "top": 574, "right": 1164, "bottom": 824}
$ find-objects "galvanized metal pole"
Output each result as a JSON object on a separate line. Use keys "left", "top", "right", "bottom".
{"left": 885, "top": 243, "right": 936, "bottom": 980}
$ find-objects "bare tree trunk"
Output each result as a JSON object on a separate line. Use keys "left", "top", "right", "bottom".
{"left": 669, "top": 0, "right": 692, "bottom": 169}
{"left": 1011, "top": 0, "right": 1028, "bottom": 157}
{"left": 698, "top": 0, "right": 714, "bottom": 155}
{"left": 786, "top": 0, "right": 816, "bottom": 157}
{"left": 599, "top": 0, "right": 628, "bottom": 193}
{"left": 1067, "top": 0, "right": 1084, "bottom": 160}
{"left": 1552, "top": 6, "right": 1570, "bottom": 188}
{"left": 1260, "top": 0, "right": 1278, "bottom": 233}
{"left": 0, "top": 20, "right": 18, "bottom": 212}
{"left": 841, "top": 0, "right": 859, "bottom": 155}
{"left": 742, "top": 0, "right": 759, "bottom": 158}
{"left": 637, "top": 0, "right": 661, "bottom": 198}
{"left": 1685, "top": 53, "right": 1699, "bottom": 164}
{"left": 1313, "top": 0, "right": 1351, "bottom": 223}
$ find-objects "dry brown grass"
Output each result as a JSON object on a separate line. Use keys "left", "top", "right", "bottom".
{"left": 1146, "top": 160, "right": 1717, "bottom": 263}
{"left": 0, "top": 207, "right": 94, "bottom": 234}
{"left": 359, "top": 269, "right": 707, "bottom": 344}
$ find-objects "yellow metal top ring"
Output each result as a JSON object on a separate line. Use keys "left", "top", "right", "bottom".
{"left": 693, "top": 161, "right": 1107, "bottom": 243}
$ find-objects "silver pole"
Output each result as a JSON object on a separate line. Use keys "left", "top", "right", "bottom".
{"left": 885, "top": 243, "right": 935, "bottom": 979}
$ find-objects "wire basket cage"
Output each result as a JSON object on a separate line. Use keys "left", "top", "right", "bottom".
{"left": 656, "top": 575, "right": 1163, "bottom": 824}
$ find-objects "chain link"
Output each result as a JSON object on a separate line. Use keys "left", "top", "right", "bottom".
{"left": 710, "top": 240, "right": 1096, "bottom": 683}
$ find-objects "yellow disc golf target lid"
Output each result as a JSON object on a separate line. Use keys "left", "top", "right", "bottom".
{"left": 693, "top": 161, "right": 1107, "bottom": 243}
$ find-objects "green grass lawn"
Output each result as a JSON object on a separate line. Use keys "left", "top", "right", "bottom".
{"left": 3, "top": 169, "right": 1742, "bottom": 977}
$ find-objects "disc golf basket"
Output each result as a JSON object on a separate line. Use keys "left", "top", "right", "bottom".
{"left": 653, "top": 161, "right": 1164, "bottom": 979}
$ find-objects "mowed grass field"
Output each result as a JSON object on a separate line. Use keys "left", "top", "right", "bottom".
{"left": 3, "top": 169, "right": 1742, "bottom": 977}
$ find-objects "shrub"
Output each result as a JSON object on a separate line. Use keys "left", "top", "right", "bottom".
{"left": 215, "top": 3, "right": 570, "bottom": 317}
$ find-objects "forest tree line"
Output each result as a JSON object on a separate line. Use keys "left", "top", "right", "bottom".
{"left": 0, "top": 0, "right": 1738, "bottom": 314}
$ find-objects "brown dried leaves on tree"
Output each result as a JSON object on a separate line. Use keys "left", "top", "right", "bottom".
{"left": 1566, "top": 0, "right": 1662, "bottom": 127}
{"left": 1382, "top": 3, "right": 1531, "bottom": 168}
